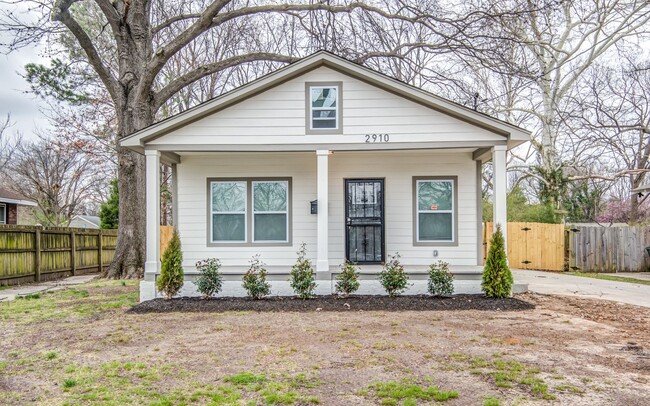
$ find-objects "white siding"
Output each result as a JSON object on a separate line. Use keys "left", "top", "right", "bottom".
{"left": 149, "top": 67, "right": 504, "bottom": 146}
{"left": 176, "top": 150, "right": 477, "bottom": 272}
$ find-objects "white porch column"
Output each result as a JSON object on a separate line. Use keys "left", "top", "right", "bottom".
{"left": 145, "top": 149, "right": 161, "bottom": 275}
{"left": 492, "top": 145, "right": 507, "bottom": 247}
{"left": 316, "top": 150, "right": 329, "bottom": 273}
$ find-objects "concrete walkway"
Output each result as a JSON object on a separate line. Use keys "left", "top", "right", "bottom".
{"left": 0, "top": 274, "right": 98, "bottom": 302}
{"left": 513, "top": 269, "right": 650, "bottom": 308}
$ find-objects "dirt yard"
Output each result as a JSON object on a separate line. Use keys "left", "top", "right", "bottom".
{"left": 1, "top": 281, "right": 649, "bottom": 405}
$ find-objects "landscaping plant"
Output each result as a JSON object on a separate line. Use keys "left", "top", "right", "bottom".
{"left": 156, "top": 228, "right": 184, "bottom": 299}
{"left": 335, "top": 260, "right": 360, "bottom": 296}
{"left": 427, "top": 260, "right": 454, "bottom": 296}
{"left": 195, "top": 258, "right": 223, "bottom": 299}
{"left": 378, "top": 253, "right": 409, "bottom": 297}
{"left": 242, "top": 254, "right": 271, "bottom": 299}
{"left": 289, "top": 243, "right": 317, "bottom": 299}
{"left": 482, "top": 224, "right": 513, "bottom": 298}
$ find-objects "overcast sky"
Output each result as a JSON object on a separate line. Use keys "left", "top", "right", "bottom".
{"left": 0, "top": 3, "right": 50, "bottom": 140}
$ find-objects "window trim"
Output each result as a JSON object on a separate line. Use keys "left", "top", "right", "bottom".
{"left": 252, "top": 180, "right": 290, "bottom": 243}
{"left": 0, "top": 203, "right": 5, "bottom": 225}
{"left": 305, "top": 81, "right": 343, "bottom": 135}
{"left": 207, "top": 177, "right": 292, "bottom": 247}
{"left": 412, "top": 176, "right": 459, "bottom": 247}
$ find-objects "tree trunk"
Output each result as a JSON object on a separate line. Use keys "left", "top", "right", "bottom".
{"left": 104, "top": 145, "right": 147, "bottom": 278}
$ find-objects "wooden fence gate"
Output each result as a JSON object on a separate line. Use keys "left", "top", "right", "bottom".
{"left": 484, "top": 222, "right": 566, "bottom": 271}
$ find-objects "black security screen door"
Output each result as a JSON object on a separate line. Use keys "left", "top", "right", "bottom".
{"left": 345, "top": 179, "right": 385, "bottom": 264}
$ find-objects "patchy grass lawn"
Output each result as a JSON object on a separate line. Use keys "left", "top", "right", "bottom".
{"left": 570, "top": 272, "right": 650, "bottom": 286}
{"left": 1, "top": 281, "right": 649, "bottom": 405}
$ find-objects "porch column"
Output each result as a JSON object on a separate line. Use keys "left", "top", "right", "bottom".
{"left": 316, "top": 150, "right": 329, "bottom": 273}
{"left": 145, "top": 149, "right": 161, "bottom": 275}
{"left": 492, "top": 145, "right": 507, "bottom": 247}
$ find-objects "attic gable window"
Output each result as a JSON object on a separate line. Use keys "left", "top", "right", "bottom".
{"left": 306, "top": 82, "right": 343, "bottom": 134}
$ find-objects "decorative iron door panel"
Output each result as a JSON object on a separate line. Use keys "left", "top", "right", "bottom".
{"left": 345, "top": 179, "right": 385, "bottom": 264}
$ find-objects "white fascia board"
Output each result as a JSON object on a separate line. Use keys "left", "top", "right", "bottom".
{"left": 0, "top": 198, "right": 37, "bottom": 206}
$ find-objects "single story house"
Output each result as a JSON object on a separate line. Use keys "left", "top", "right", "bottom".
{"left": 69, "top": 215, "right": 101, "bottom": 229}
{"left": 122, "top": 51, "right": 529, "bottom": 301}
{"left": 0, "top": 188, "right": 37, "bottom": 225}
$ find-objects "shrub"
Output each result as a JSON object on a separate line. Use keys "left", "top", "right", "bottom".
{"left": 378, "top": 253, "right": 409, "bottom": 297}
{"left": 195, "top": 258, "right": 223, "bottom": 299}
{"left": 289, "top": 243, "right": 316, "bottom": 299}
{"left": 242, "top": 255, "right": 271, "bottom": 299}
{"left": 482, "top": 224, "right": 513, "bottom": 298}
{"left": 156, "top": 228, "right": 184, "bottom": 299}
{"left": 427, "top": 260, "right": 454, "bottom": 296}
{"left": 335, "top": 261, "right": 360, "bottom": 296}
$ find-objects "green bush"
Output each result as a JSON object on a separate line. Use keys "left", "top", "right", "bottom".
{"left": 378, "top": 253, "right": 409, "bottom": 297}
{"left": 482, "top": 224, "right": 513, "bottom": 298}
{"left": 289, "top": 243, "right": 316, "bottom": 299}
{"left": 335, "top": 261, "right": 360, "bottom": 296}
{"left": 242, "top": 255, "right": 271, "bottom": 299}
{"left": 195, "top": 258, "right": 223, "bottom": 299}
{"left": 427, "top": 260, "right": 454, "bottom": 296}
{"left": 156, "top": 228, "right": 184, "bottom": 299}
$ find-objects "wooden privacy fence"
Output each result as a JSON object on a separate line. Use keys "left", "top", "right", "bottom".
{"left": 568, "top": 225, "right": 650, "bottom": 273}
{"left": 160, "top": 225, "right": 174, "bottom": 257}
{"left": 0, "top": 225, "right": 117, "bottom": 286}
{"left": 484, "top": 222, "right": 567, "bottom": 271}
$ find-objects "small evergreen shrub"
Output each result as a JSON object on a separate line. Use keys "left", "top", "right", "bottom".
{"left": 335, "top": 261, "right": 360, "bottom": 296}
{"left": 195, "top": 258, "right": 223, "bottom": 299}
{"left": 242, "top": 255, "right": 271, "bottom": 299}
{"left": 156, "top": 228, "right": 184, "bottom": 299}
{"left": 289, "top": 243, "right": 316, "bottom": 299}
{"left": 482, "top": 224, "right": 513, "bottom": 298}
{"left": 427, "top": 260, "right": 454, "bottom": 296}
{"left": 378, "top": 253, "right": 409, "bottom": 297}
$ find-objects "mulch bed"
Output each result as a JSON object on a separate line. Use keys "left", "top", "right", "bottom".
{"left": 129, "top": 294, "right": 534, "bottom": 313}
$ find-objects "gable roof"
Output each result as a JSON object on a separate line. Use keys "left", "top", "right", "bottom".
{"left": 0, "top": 187, "right": 37, "bottom": 206}
{"left": 122, "top": 51, "right": 529, "bottom": 151}
{"left": 70, "top": 215, "right": 101, "bottom": 228}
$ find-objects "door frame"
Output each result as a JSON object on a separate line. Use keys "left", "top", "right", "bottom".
{"left": 344, "top": 178, "right": 386, "bottom": 265}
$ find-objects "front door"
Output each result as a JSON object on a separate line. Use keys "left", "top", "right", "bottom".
{"left": 345, "top": 179, "right": 385, "bottom": 264}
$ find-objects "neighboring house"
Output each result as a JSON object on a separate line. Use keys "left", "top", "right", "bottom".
{"left": 0, "top": 188, "right": 37, "bottom": 225}
{"left": 122, "top": 51, "right": 530, "bottom": 301}
{"left": 69, "top": 215, "right": 101, "bottom": 229}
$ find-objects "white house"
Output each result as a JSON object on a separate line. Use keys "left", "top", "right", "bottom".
{"left": 122, "top": 51, "right": 529, "bottom": 301}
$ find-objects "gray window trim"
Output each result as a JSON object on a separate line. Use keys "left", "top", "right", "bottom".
{"left": 305, "top": 81, "right": 343, "bottom": 135}
{"left": 207, "top": 177, "right": 292, "bottom": 247}
{"left": 0, "top": 203, "right": 5, "bottom": 224}
{"left": 412, "top": 176, "right": 459, "bottom": 247}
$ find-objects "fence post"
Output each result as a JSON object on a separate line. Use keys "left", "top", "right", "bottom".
{"left": 34, "top": 227, "right": 41, "bottom": 282}
{"left": 71, "top": 231, "right": 76, "bottom": 276}
{"left": 98, "top": 230, "right": 103, "bottom": 273}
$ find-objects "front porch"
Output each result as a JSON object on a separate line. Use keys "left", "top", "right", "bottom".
{"left": 139, "top": 147, "right": 510, "bottom": 300}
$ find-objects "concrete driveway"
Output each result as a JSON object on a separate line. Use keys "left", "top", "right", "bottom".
{"left": 513, "top": 269, "right": 650, "bottom": 308}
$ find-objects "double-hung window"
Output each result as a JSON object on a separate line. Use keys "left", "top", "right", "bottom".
{"left": 253, "top": 181, "right": 289, "bottom": 242}
{"left": 211, "top": 181, "right": 247, "bottom": 242}
{"left": 415, "top": 178, "right": 456, "bottom": 244}
{"left": 306, "top": 82, "right": 342, "bottom": 133}
{"left": 0, "top": 203, "right": 5, "bottom": 224}
{"left": 209, "top": 179, "right": 291, "bottom": 245}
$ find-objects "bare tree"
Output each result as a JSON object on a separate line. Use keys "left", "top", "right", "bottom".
{"left": 0, "top": 0, "right": 492, "bottom": 278}
{"left": 574, "top": 57, "right": 650, "bottom": 222}
{"left": 461, "top": 0, "right": 650, "bottom": 207}
{"left": 0, "top": 114, "right": 20, "bottom": 183}
{"left": 7, "top": 136, "right": 107, "bottom": 226}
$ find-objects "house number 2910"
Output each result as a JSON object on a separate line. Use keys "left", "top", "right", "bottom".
{"left": 365, "top": 134, "right": 390, "bottom": 143}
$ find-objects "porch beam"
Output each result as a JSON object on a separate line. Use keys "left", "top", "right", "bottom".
{"left": 145, "top": 149, "right": 161, "bottom": 275}
{"left": 492, "top": 145, "right": 507, "bottom": 247}
{"left": 316, "top": 150, "right": 329, "bottom": 273}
